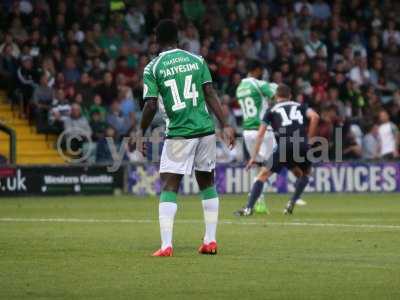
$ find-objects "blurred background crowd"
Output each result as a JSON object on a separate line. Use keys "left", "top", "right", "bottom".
{"left": 0, "top": 0, "right": 399, "bottom": 164}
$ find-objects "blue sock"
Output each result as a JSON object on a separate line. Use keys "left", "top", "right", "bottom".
{"left": 291, "top": 176, "right": 309, "bottom": 203}
{"left": 246, "top": 180, "right": 264, "bottom": 209}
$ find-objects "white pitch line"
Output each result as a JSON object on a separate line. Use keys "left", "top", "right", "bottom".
{"left": 0, "top": 218, "right": 400, "bottom": 230}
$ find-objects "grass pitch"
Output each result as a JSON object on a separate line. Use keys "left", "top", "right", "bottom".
{"left": 1, "top": 193, "right": 400, "bottom": 299}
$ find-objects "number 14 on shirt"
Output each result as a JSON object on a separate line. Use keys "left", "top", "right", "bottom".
{"left": 164, "top": 75, "right": 199, "bottom": 111}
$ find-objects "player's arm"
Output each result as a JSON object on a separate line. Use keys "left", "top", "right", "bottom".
{"left": 140, "top": 64, "right": 159, "bottom": 134}
{"left": 246, "top": 124, "right": 268, "bottom": 170}
{"left": 392, "top": 124, "right": 399, "bottom": 157}
{"left": 140, "top": 97, "right": 157, "bottom": 133}
{"left": 138, "top": 64, "right": 159, "bottom": 155}
{"left": 246, "top": 109, "right": 270, "bottom": 170}
{"left": 203, "top": 83, "right": 227, "bottom": 127}
{"left": 306, "top": 108, "right": 320, "bottom": 140}
{"left": 260, "top": 81, "right": 278, "bottom": 100}
{"left": 137, "top": 98, "right": 158, "bottom": 156}
{"left": 203, "top": 83, "right": 235, "bottom": 148}
{"left": 201, "top": 58, "right": 235, "bottom": 148}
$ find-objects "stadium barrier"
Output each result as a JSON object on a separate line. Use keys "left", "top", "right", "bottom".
{"left": 128, "top": 161, "right": 400, "bottom": 195}
{"left": 1, "top": 161, "right": 399, "bottom": 197}
{"left": 0, "top": 165, "right": 124, "bottom": 196}
{"left": 0, "top": 123, "right": 16, "bottom": 164}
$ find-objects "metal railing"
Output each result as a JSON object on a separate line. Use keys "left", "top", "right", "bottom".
{"left": 0, "top": 122, "right": 16, "bottom": 164}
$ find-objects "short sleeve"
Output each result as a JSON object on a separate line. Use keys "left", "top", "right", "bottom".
{"left": 143, "top": 65, "right": 159, "bottom": 99}
{"left": 201, "top": 60, "right": 212, "bottom": 84}
{"left": 259, "top": 81, "right": 277, "bottom": 99}
{"left": 262, "top": 109, "right": 272, "bottom": 125}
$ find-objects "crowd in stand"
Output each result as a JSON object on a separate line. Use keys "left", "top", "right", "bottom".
{"left": 0, "top": 0, "right": 399, "bottom": 164}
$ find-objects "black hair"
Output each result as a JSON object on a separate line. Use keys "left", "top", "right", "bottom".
{"left": 155, "top": 19, "right": 178, "bottom": 46}
{"left": 247, "top": 59, "right": 263, "bottom": 72}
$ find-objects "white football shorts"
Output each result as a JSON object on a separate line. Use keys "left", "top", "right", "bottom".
{"left": 159, "top": 134, "right": 216, "bottom": 175}
{"left": 243, "top": 128, "right": 276, "bottom": 163}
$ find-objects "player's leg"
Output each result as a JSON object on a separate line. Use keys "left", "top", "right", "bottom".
{"left": 235, "top": 147, "right": 282, "bottom": 216}
{"left": 242, "top": 130, "right": 265, "bottom": 215}
{"left": 194, "top": 134, "right": 218, "bottom": 254}
{"left": 153, "top": 172, "right": 182, "bottom": 256}
{"left": 253, "top": 129, "right": 276, "bottom": 213}
{"left": 153, "top": 138, "right": 196, "bottom": 256}
{"left": 195, "top": 170, "right": 219, "bottom": 254}
{"left": 196, "top": 170, "right": 218, "bottom": 245}
{"left": 237, "top": 130, "right": 273, "bottom": 216}
{"left": 284, "top": 166, "right": 311, "bottom": 215}
{"left": 291, "top": 166, "right": 310, "bottom": 204}
{"left": 253, "top": 166, "right": 270, "bottom": 214}
{"left": 234, "top": 167, "right": 272, "bottom": 216}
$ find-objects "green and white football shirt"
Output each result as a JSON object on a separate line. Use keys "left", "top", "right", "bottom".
{"left": 236, "top": 77, "right": 277, "bottom": 130}
{"left": 143, "top": 48, "right": 215, "bottom": 138}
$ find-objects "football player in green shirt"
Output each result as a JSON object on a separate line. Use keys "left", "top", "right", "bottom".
{"left": 235, "top": 61, "right": 278, "bottom": 216}
{"left": 140, "top": 19, "right": 235, "bottom": 257}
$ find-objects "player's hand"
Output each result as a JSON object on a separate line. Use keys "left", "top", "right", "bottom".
{"left": 246, "top": 158, "right": 257, "bottom": 170}
{"left": 222, "top": 125, "right": 235, "bottom": 149}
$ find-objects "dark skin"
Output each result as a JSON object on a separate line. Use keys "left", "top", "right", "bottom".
{"left": 140, "top": 44, "right": 235, "bottom": 193}
{"left": 160, "top": 170, "right": 214, "bottom": 193}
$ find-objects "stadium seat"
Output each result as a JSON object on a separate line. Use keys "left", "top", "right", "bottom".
{"left": 0, "top": 91, "right": 65, "bottom": 164}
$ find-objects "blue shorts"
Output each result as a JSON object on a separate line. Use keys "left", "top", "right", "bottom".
{"left": 265, "top": 142, "right": 312, "bottom": 173}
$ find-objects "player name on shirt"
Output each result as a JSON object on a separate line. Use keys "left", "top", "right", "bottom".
{"left": 159, "top": 63, "right": 200, "bottom": 78}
